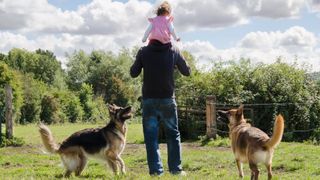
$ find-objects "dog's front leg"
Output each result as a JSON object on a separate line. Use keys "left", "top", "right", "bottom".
{"left": 116, "top": 156, "right": 126, "bottom": 174}
{"left": 106, "top": 151, "right": 120, "bottom": 175}
{"left": 107, "top": 159, "right": 119, "bottom": 175}
{"left": 236, "top": 159, "right": 244, "bottom": 178}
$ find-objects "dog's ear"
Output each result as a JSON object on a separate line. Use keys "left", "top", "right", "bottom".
{"left": 217, "top": 110, "right": 227, "bottom": 116}
{"left": 237, "top": 104, "right": 244, "bottom": 115}
{"left": 217, "top": 110, "right": 229, "bottom": 120}
{"left": 108, "top": 104, "right": 115, "bottom": 113}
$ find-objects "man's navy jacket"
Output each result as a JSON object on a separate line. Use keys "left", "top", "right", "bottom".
{"left": 130, "top": 40, "right": 191, "bottom": 99}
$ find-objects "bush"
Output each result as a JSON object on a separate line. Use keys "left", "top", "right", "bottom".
{"left": 53, "top": 89, "right": 83, "bottom": 123}
{"left": 88, "top": 96, "right": 110, "bottom": 122}
{"left": 79, "top": 83, "right": 95, "bottom": 120}
{"left": 19, "top": 75, "right": 47, "bottom": 124}
{"left": 310, "top": 128, "right": 320, "bottom": 145}
{"left": 40, "top": 94, "right": 62, "bottom": 124}
{"left": 0, "top": 134, "right": 25, "bottom": 147}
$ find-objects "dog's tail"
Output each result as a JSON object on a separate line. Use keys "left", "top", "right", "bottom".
{"left": 265, "top": 115, "right": 284, "bottom": 149}
{"left": 38, "top": 123, "right": 59, "bottom": 154}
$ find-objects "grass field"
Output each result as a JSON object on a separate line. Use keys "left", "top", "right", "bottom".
{"left": 1, "top": 122, "right": 320, "bottom": 180}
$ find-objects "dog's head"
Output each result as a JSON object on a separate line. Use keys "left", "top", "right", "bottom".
{"left": 217, "top": 104, "right": 245, "bottom": 128}
{"left": 108, "top": 104, "right": 132, "bottom": 123}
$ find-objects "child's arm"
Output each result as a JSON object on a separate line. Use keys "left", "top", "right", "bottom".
{"left": 169, "top": 22, "right": 180, "bottom": 41}
{"left": 142, "top": 23, "right": 153, "bottom": 43}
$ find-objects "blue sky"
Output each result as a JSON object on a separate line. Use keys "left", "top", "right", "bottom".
{"left": 1, "top": 0, "right": 320, "bottom": 71}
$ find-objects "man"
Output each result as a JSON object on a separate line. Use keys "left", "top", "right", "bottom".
{"left": 130, "top": 40, "right": 191, "bottom": 176}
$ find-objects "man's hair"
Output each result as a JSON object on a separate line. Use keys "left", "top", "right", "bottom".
{"left": 156, "top": 1, "right": 171, "bottom": 16}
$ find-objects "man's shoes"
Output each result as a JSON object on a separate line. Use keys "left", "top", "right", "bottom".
{"left": 150, "top": 172, "right": 164, "bottom": 177}
{"left": 171, "top": 171, "right": 187, "bottom": 176}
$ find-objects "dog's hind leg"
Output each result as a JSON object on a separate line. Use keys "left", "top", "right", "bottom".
{"left": 249, "top": 162, "right": 259, "bottom": 180}
{"left": 61, "top": 153, "right": 80, "bottom": 177}
{"left": 265, "top": 163, "right": 272, "bottom": 180}
{"left": 60, "top": 155, "right": 72, "bottom": 177}
{"left": 64, "top": 170, "right": 72, "bottom": 178}
{"left": 236, "top": 159, "right": 244, "bottom": 178}
{"left": 75, "top": 154, "right": 87, "bottom": 176}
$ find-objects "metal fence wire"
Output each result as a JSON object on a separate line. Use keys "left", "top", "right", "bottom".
{"left": 174, "top": 96, "right": 319, "bottom": 141}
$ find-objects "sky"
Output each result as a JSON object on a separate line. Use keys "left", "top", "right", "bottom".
{"left": 0, "top": 0, "right": 320, "bottom": 71}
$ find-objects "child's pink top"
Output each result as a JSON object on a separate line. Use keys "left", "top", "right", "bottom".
{"left": 148, "top": 16, "right": 173, "bottom": 44}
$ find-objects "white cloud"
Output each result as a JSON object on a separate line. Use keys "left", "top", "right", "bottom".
{"left": 0, "top": 0, "right": 307, "bottom": 34}
{"left": 0, "top": 32, "right": 37, "bottom": 51}
{"left": 182, "top": 26, "right": 320, "bottom": 72}
{"left": 75, "top": 0, "right": 152, "bottom": 35}
{"left": 0, "top": 0, "right": 83, "bottom": 32}
{"left": 239, "top": 26, "right": 317, "bottom": 51}
{"left": 169, "top": 0, "right": 248, "bottom": 31}
{"left": 243, "top": 0, "right": 305, "bottom": 18}
{"left": 167, "top": 0, "right": 305, "bottom": 31}
{"left": 0, "top": 31, "right": 142, "bottom": 66}
{"left": 307, "top": 0, "right": 320, "bottom": 12}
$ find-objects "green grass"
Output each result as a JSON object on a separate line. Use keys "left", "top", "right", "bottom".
{"left": 1, "top": 123, "right": 320, "bottom": 179}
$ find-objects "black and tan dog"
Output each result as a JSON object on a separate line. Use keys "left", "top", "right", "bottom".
{"left": 39, "top": 104, "right": 132, "bottom": 177}
{"left": 218, "top": 105, "right": 284, "bottom": 180}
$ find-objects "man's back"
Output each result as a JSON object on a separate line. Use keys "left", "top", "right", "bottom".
{"left": 130, "top": 40, "right": 190, "bottom": 98}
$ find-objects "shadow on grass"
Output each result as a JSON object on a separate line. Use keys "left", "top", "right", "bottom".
{"left": 54, "top": 173, "right": 108, "bottom": 179}
{"left": 273, "top": 164, "right": 302, "bottom": 173}
{"left": 199, "top": 135, "right": 230, "bottom": 147}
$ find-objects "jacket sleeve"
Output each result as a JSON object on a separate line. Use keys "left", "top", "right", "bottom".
{"left": 174, "top": 49, "right": 191, "bottom": 76}
{"left": 130, "top": 48, "right": 143, "bottom": 78}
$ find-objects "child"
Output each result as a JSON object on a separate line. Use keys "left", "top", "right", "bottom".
{"left": 142, "top": 1, "right": 180, "bottom": 44}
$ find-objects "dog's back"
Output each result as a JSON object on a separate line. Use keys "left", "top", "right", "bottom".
{"left": 59, "top": 128, "right": 108, "bottom": 154}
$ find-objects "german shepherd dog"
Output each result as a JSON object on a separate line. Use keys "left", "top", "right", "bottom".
{"left": 39, "top": 104, "right": 132, "bottom": 177}
{"left": 218, "top": 105, "right": 284, "bottom": 180}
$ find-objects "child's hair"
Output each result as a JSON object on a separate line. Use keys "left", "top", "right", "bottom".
{"left": 156, "top": 1, "right": 171, "bottom": 16}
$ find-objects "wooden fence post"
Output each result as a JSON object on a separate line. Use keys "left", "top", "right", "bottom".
{"left": 206, "top": 95, "right": 216, "bottom": 139}
{"left": 5, "top": 84, "right": 13, "bottom": 139}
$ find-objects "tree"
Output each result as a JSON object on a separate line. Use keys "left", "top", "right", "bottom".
{"left": 33, "top": 49, "right": 62, "bottom": 84}
{"left": 87, "top": 50, "right": 136, "bottom": 106}
{"left": 53, "top": 89, "right": 84, "bottom": 123}
{"left": 67, "top": 49, "right": 138, "bottom": 106}
{"left": 6, "top": 48, "right": 62, "bottom": 85}
{"left": 79, "top": 83, "right": 96, "bottom": 121}
{"left": 19, "top": 75, "right": 47, "bottom": 124}
{"left": 66, "top": 50, "right": 92, "bottom": 90}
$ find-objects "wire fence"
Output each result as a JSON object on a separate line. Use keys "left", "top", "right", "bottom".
{"left": 175, "top": 96, "right": 319, "bottom": 141}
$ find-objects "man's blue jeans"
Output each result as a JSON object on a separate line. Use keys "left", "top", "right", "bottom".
{"left": 142, "top": 98, "right": 182, "bottom": 175}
